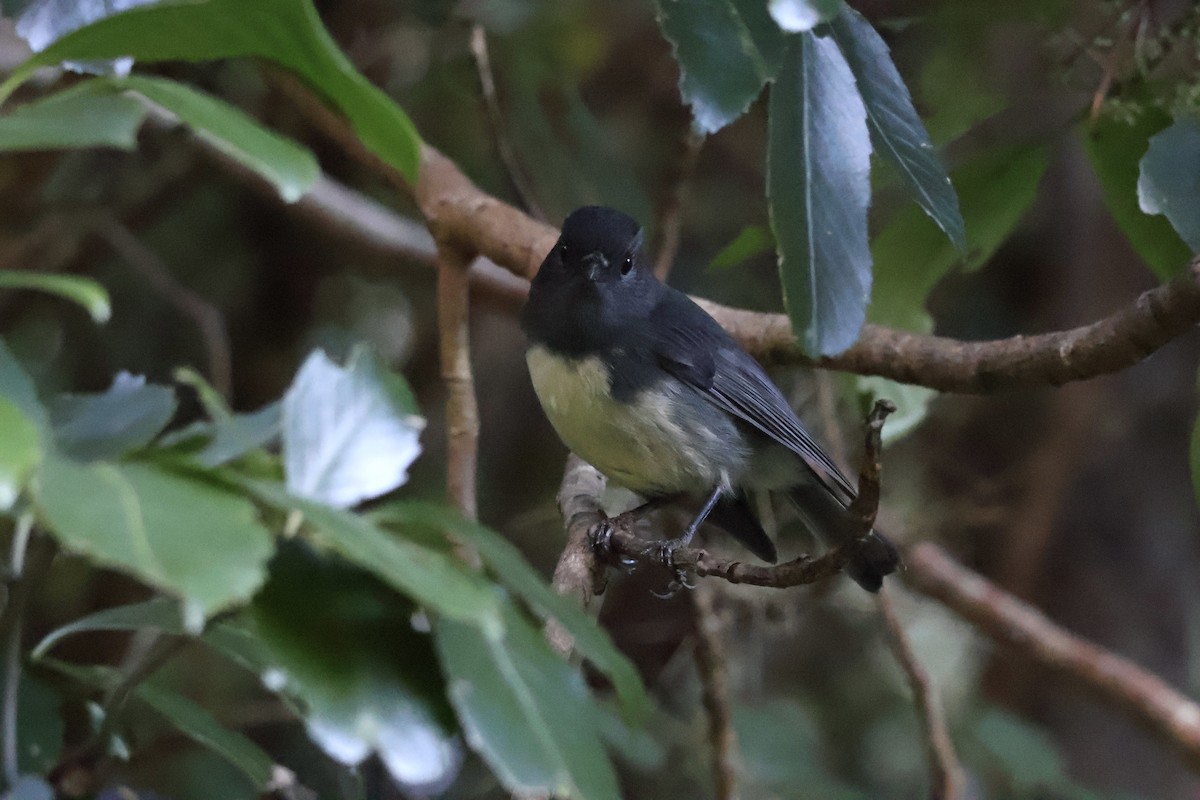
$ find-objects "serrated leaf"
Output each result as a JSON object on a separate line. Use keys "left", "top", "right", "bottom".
{"left": 233, "top": 478, "right": 498, "bottom": 624}
{"left": 729, "top": 0, "right": 787, "bottom": 78}
{"left": 654, "top": 0, "right": 772, "bottom": 134}
{"left": 0, "top": 0, "right": 422, "bottom": 182}
{"left": 435, "top": 604, "right": 620, "bottom": 800}
{"left": 283, "top": 345, "right": 423, "bottom": 508}
{"left": 370, "top": 502, "right": 649, "bottom": 722}
{"left": 1085, "top": 109, "right": 1192, "bottom": 281}
{"left": 118, "top": 75, "right": 318, "bottom": 202}
{"left": 869, "top": 143, "right": 1048, "bottom": 334}
{"left": 829, "top": 7, "right": 965, "bottom": 251}
{"left": 768, "top": 31, "right": 872, "bottom": 356}
{"left": 49, "top": 372, "right": 176, "bottom": 461}
{"left": 1137, "top": 116, "right": 1200, "bottom": 254}
{"left": 32, "top": 597, "right": 186, "bottom": 659}
{"left": 33, "top": 457, "right": 273, "bottom": 624}
{"left": 769, "top": 0, "right": 841, "bottom": 32}
{"left": 0, "top": 80, "right": 143, "bottom": 152}
{"left": 0, "top": 397, "right": 41, "bottom": 511}
{"left": 252, "top": 542, "right": 462, "bottom": 793}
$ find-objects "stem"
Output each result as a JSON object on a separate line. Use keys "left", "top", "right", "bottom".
{"left": 2, "top": 514, "right": 35, "bottom": 786}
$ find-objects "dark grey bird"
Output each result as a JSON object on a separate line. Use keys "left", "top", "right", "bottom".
{"left": 521, "top": 206, "right": 899, "bottom": 591}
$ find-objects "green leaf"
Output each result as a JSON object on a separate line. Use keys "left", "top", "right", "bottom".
{"left": 118, "top": 75, "right": 318, "bottom": 203}
{"left": 654, "top": 0, "right": 773, "bottom": 134}
{"left": 708, "top": 225, "right": 773, "bottom": 271}
{"left": 0, "top": 80, "right": 143, "bottom": 152}
{"left": 869, "top": 143, "right": 1049, "bottom": 334}
{"left": 1086, "top": 108, "right": 1192, "bottom": 281}
{"left": 768, "top": 0, "right": 842, "bottom": 32}
{"left": 40, "top": 659, "right": 275, "bottom": 789}
{"left": 283, "top": 345, "right": 424, "bottom": 509}
{"left": 164, "top": 403, "right": 281, "bottom": 468}
{"left": 0, "top": 338, "right": 49, "bottom": 431}
{"left": 252, "top": 542, "right": 462, "bottom": 792}
{"left": 728, "top": 0, "right": 787, "bottom": 78}
{"left": 435, "top": 604, "right": 620, "bottom": 800}
{"left": 135, "top": 680, "right": 277, "bottom": 789}
{"left": 0, "top": 270, "right": 111, "bottom": 322}
{"left": 974, "top": 709, "right": 1067, "bottom": 792}
{"left": 33, "top": 457, "right": 274, "bottom": 626}
{"left": 853, "top": 376, "right": 934, "bottom": 445}
{"left": 49, "top": 372, "right": 177, "bottom": 461}
{"left": 32, "top": 597, "right": 186, "bottom": 659}
{"left": 0, "top": 0, "right": 422, "bottom": 182}
{"left": 0, "top": 397, "right": 41, "bottom": 511}
{"left": 370, "top": 502, "right": 649, "bottom": 722}
{"left": 1137, "top": 116, "right": 1200, "bottom": 254}
{"left": 768, "top": 31, "right": 872, "bottom": 356}
{"left": 829, "top": 7, "right": 965, "bottom": 251}
{"left": 232, "top": 478, "right": 498, "bottom": 624}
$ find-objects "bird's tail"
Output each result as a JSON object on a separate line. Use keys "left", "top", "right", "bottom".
{"left": 789, "top": 483, "right": 900, "bottom": 592}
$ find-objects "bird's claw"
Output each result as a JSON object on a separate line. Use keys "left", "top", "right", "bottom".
{"left": 588, "top": 518, "right": 639, "bottom": 568}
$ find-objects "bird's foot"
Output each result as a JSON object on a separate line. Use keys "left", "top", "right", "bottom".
{"left": 641, "top": 538, "right": 696, "bottom": 595}
{"left": 587, "top": 513, "right": 640, "bottom": 568}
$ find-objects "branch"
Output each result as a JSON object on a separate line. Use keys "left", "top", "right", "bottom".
{"left": 877, "top": 588, "right": 966, "bottom": 800}
{"left": 905, "top": 541, "right": 1200, "bottom": 772}
{"left": 590, "top": 400, "right": 894, "bottom": 588}
{"left": 690, "top": 584, "right": 739, "bottom": 800}
{"left": 546, "top": 456, "right": 609, "bottom": 655}
{"left": 209, "top": 78, "right": 1200, "bottom": 394}
{"left": 436, "top": 243, "right": 481, "bottom": 528}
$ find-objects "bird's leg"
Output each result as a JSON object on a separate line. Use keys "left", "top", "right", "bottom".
{"left": 649, "top": 484, "right": 724, "bottom": 571}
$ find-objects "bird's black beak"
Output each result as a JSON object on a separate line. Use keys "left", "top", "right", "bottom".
{"left": 582, "top": 252, "right": 607, "bottom": 282}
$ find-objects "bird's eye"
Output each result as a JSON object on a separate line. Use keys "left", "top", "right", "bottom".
{"left": 557, "top": 243, "right": 569, "bottom": 260}
{"left": 620, "top": 256, "right": 634, "bottom": 276}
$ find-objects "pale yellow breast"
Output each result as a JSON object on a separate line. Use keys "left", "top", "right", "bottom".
{"left": 526, "top": 345, "right": 724, "bottom": 494}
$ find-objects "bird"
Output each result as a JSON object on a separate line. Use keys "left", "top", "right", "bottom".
{"left": 520, "top": 205, "right": 899, "bottom": 591}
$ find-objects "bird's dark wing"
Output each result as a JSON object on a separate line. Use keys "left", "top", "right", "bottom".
{"left": 650, "top": 292, "right": 857, "bottom": 504}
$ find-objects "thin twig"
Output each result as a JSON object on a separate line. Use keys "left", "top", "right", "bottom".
{"left": 469, "top": 24, "right": 545, "bottom": 222}
{"left": 653, "top": 130, "right": 704, "bottom": 281}
{"left": 690, "top": 584, "right": 738, "bottom": 800}
{"left": 50, "top": 636, "right": 191, "bottom": 789}
{"left": 1, "top": 514, "right": 34, "bottom": 786}
{"left": 878, "top": 588, "right": 966, "bottom": 800}
{"left": 436, "top": 244, "right": 482, "bottom": 533}
{"left": 905, "top": 541, "right": 1200, "bottom": 772}
{"left": 94, "top": 219, "right": 233, "bottom": 398}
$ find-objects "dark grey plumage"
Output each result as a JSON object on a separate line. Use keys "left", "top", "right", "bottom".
{"left": 521, "top": 206, "right": 899, "bottom": 591}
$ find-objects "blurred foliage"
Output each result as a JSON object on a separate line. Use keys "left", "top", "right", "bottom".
{"left": 0, "top": 0, "right": 1199, "bottom": 798}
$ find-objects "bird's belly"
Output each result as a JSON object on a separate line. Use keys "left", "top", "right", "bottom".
{"left": 526, "top": 346, "right": 738, "bottom": 495}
